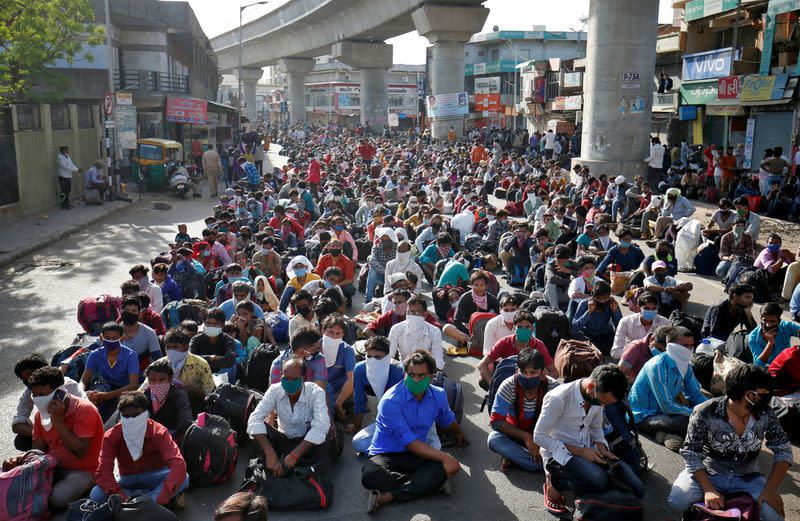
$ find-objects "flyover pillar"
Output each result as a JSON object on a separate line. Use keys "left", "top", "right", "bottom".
{"left": 280, "top": 57, "right": 315, "bottom": 125}
{"left": 575, "top": 0, "right": 660, "bottom": 179}
{"left": 332, "top": 41, "right": 392, "bottom": 129}
{"left": 238, "top": 67, "right": 263, "bottom": 126}
{"left": 412, "top": 4, "right": 489, "bottom": 139}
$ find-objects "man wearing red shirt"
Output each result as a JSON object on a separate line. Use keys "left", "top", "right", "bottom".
{"left": 308, "top": 154, "right": 322, "bottom": 198}
{"left": 357, "top": 139, "right": 377, "bottom": 169}
{"left": 363, "top": 297, "right": 441, "bottom": 338}
{"left": 91, "top": 391, "right": 188, "bottom": 506}
{"left": 268, "top": 206, "right": 305, "bottom": 239}
{"left": 314, "top": 239, "right": 356, "bottom": 304}
{"left": 769, "top": 345, "right": 800, "bottom": 396}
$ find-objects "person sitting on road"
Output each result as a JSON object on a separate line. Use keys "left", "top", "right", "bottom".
{"left": 383, "top": 240, "right": 425, "bottom": 296}
{"left": 566, "top": 255, "right": 601, "bottom": 320}
{"left": 366, "top": 228, "right": 399, "bottom": 303}
{"left": 543, "top": 245, "right": 574, "bottom": 311}
{"left": 12, "top": 354, "right": 85, "bottom": 452}
{"left": 141, "top": 360, "right": 192, "bottom": 440}
{"left": 596, "top": 226, "right": 645, "bottom": 275}
{"left": 611, "top": 292, "right": 670, "bottom": 360}
{"left": 629, "top": 326, "right": 707, "bottom": 452}
{"left": 248, "top": 357, "right": 332, "bottom": 478}
{"left": 129, "top": 264, "right": 164, "bottom": 313}
{"left": 319, "top": 314, "right": 356, "bottom": 421}
{"left": 270, "top": 327, "right": 328, "bottom": 391}
{"left": 570, "top": 281, "right": 623, "bottom": 355}
{"left": 213, "top": 492, "right": 268, "bottom": 521}
{"left": 716, "top": 218, "right": 755, "bottom": 277}
{"left": 91, "top": 391, "right": 189, "bottom": 508}
{"left": 418, "top": 232, "right": 455, "bottom": 285}
{"left": 443, "top": 270, "right": 499, "bottom": 350}
{"left": 151, "top": 263, "right": 182, "bottom": 306}
{"left": 667, "top": 364, "right": 791, "bottom": 521}
{"left": 619, "top": 325, "right": 670, "bottom": 383}
{"left": 733, "top": 196, "right": 761, "bottom": 245}
{"left": 279, "top": 255, "right": 320, "bottom": 312}
{"left": 347, "top": 336, "right": 407, "bottom": 454}
{"left": 502, "top": 222, "right": 534, "bottom": 286}
{"left": 643, "top": 187, "right": 696, "bottom": 242}
{"left": 701, "top": 198, "right": 737, "bottom": 241}
{"left": 488, "top": 348, "right": 559, "bottom": 473}
{"left": 232, "top": 300, "right": 275, "bottom": 353}
{"left": 3, "top": 367, "right": 103, "bottom": 510}
{"left": 189, "top": 308, "right": 238, "bottom": 383}
{"left": 149, "top": 328, "right": 214, "bottom": 415}
{"left": 754, "top": 234, "right": 795, "bottom": 296}
{"left": 80, "top": 322, "right": 141, "bottom": 420}
{"left": 588, "top": 224, "right": 616, "bottom": 259}
{"left": 118, "top": 297, "right": 163, "bottom": 376}
{"left": 701, "top": 282, "right": 756, "bottom": 341}
{"left": 482, "top": 293, "right": 521, "bottom": 357}
{"left": 220, "top": 281, "right": 266, "bottom": 321}
{"left": 213, "top": 263, "right": 248, "bottom": 306}
{"left": 534, "top": 364, "right": 644, "bottom": 516}
{"left": 748, "top": 302, "right": 800, "bottom": 368}
{"left": 362, "top": 350, "right": 469, "bottom": 513}
{"left": 388, "top": 295, "right": 445, "bottom": 371}
{"left": 644, "top": 260, "right": 693, "bottom": 315}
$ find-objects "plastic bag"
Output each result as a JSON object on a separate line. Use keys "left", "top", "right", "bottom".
{"left": 710, "top": 352, "right": 744, "bottom": 396}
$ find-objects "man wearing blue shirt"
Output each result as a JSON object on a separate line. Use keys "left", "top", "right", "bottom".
{"left": 219, "top": 281, "right": 265, "bottom": 321}
{"left": 571, "top": 282, "right": 623, "bottom": 355}
{"left": 362, "top": 350, "right": 468, "bottom": 513}
{"left": 629, "top": 327, "right": 707, "bottom": 452}
{"left": 596, "top": 228, "right": 645, "bottom": 274}
{"left": 748, "top": 302, "right": 800, "bottom": 367}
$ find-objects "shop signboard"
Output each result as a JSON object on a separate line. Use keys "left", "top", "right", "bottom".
{"left": 743, "top": 118, "right": 756, "bottom": 168}
{"left": 426, "top": 92, "right": 469, "bottom": 118}
{"left": 114, "top": 104, "right": 137, "bottom": 156}
{"left": 679, "top": 105, "right": 698, "bottom": 120}
{"left": 680, "top": 80, "right": 719, "bottom": 105}
{"left": 475, "top": 93, "right": 501, "bottom": 111}
{"left": 388, "top": 113, "right": 399, "bottom": 127}
{"left": 717, "top": 76, "right": 742, "bottom": 99}
{"left": 166, "top": 97, "right": 207, "bottom": 124}
{"left": 739, "top": 74, "right": 788, "bottom": 102}
{"left": 474, "top": 76, "right": 501, "bottom": 94}
{"left": 685, "top": 0, "right": 740, "bottom": 22}
{"left": 683, "top": 48, "right": 739, "bottom": 81}
{"left": 563, "top": 72, "right": 583, "bottom": 88}
{"left": 115, "top": 92, "right": 132, "bottom": 106}
{"left": 563, "top": 95, "right": 582, "bottom": 110}
{"left": 760, "top": 0, "right": 800, "bottom": 75}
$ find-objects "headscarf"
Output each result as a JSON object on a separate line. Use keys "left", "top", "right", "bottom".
{"left": 286, "top": 255, "right": 314, "bottom": 280}
{"left": 254, "top": 275, "right": 280, "bottom": 312}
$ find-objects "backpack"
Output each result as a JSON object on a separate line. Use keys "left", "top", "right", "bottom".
{"left": 431, "top": 371, "right": 464, "bottom": 447}
{"left": 520, "top": 293, "right": 549, "bottom": 314}
{"left": 574, "top": 487, "right": 643, "bottom": 521}
{"left": 77, "top": 295, "right": 121, "bottom": 335}
{"left": 0, "top": 450, "right": 58, "bottom": 521}
{"left": 356, "top": 238, "right": 372, "bottom": 262}
{"left": 737, "top": 269, "right": 769, "bottom": 304}
{"left": 204, "top": 267, "right": 226, "bottom": 300}
{"left": 669, "top": 310, "right": 704, "bottom": 347}
{"left": 553, "top": 339, "right": 603, "bottom": 383}
{"left": 204, "top": 383, "right": 262, "bottom": 437}
{"left": 265, "top": 311, "right": 290, "bottom": 344}
{"left": 468, "top": 312, "right": 497, "bottom": 357}
{"left": 533, "top": 307, "right": 570, "bottom": 356}
{"left": 723, "top": 260, "right": 752, "bottom": 293}
{"left": 480, "top": 355, "right": 518, "bottom": 414}
{"left": 691, "top": 353, "right": 715, "bottom": 392}
{"left": 694, "top": 243, "right": 720, "bottom": 276}
{"left": 180, "top": 413, "right": 239, "bottom": 487}
{"left": 245, "top": 343, "right": 280, "bottom": 393}
{"left": 685, "top": 492, "right": 758, "bottom": 520}
{"left": 726, "top": 330, "right": 753, "bottom": 363}
{"left": 172, "top": 265, "right": 206, "bottom": 300}
{"left": 604, "top": 400, "right": 649, "bottom": 475}
{"left": 113, "top": 494, "right": 180, "bottom": 521}
{"left": 161, "top": 299, "right": 206, "bottom": 330}
{"left": 240, "top": 459, "right": 332, "bottom": 511}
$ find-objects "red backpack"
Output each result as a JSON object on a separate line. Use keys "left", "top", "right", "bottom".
{"left": 77, "top": 295, "right": 121, "bottom": 335}
{"left": 468, "top": 312, "right": 498, "bottom": 357}
{"left": 0, "top": 450, "right": 58, "bottom": 521}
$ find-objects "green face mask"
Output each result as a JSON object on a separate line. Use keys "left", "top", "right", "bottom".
{"left": 404, "top": 375, "right": 431, "bottom": 395}
{"left": 515, "top": 327, "right": 533, "bottom": 343}
{"left": 281, "top": 377, "right": 302, "bottom": 395}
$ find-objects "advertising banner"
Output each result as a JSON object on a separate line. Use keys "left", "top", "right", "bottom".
{"left": 114, "top": 104, "right": 137, "bottom": 157}
{"left": 682, "top": 48, "right": 739, "bottom": 81}
{"left": 680, "top": 80, "right": 719, "bottom": 105}
{"left": 685, "top": 0, "right": 739, "bottom": 22}
{"left": 717, "top": 76, "right": 742, "bottom": 99}
{"left": 427, "top": 92, "right": 469, "bottom": 118}
{"left": 475, "top": 76, "right": 501, "bottom": 94}
{"left": 743, "top": 118, "right": 756, "bottom": 168}
{"left": 475, "top": 93, "right": 501, "bottom": 111}
{"left": 563, "top": 72, "right": 583, "bottom": 88}
{"left": 166, "top": 97, "right": 207, "bottom": 124}
{"left": 739, "top": 74, "right": 788, "bottom": 102}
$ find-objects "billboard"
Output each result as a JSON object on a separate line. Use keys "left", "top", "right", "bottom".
{"left": 475, "top": 93, "right": 501, "bottom": 112}
{"left": 474, "top": 76, "right": 501, "bottom": 94}
{"left": 166, "top": 97, "right": 207, "bottom": 124}
{"left": 426, "top": 92, "right": 469, "bottom": 118}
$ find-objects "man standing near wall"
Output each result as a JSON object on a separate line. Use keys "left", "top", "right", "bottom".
{"left": 57, "top": 146, "right": 80, "bottom": 210}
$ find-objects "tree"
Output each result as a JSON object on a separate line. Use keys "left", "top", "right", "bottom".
{"left": 0, "top": 0, "right": 105, "bottom": 103}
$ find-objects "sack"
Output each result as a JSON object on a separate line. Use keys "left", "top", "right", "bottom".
{"left": 482, "top": 253, "right": 498, "bottom": 271}
{"left": 77, "top": 295, "right": 121, "bottom": 335}
{"left": 669, "top": 311, "right": 703, "bottom": 348}
{"left": 574, "top": 488, "right": 643, "bottom": 521}
{"left": 694, "top": 243, "right": 720, "bottom": 276}
{"left": 685, "top": 492, "right": 758, "bottom": 520}
{"left": 533, "top": 307, "right": 570, "bottom": 356}
{"left": 675, "top": 219, "right": 703, "bottom": 271}
{"left": 737, "top": 269, "right": 769, "bottom": 304}
{"left": 0, "top": 450, "right": 58, "bottom": 521}
{"left": 241, "top": 459, "right": 332, "bottom": 511}
{"left": 690, "top": 353, "right": 715, "bottom": 392}
{"left": 468, "top": 312, "right": 497, "bottom": 357}
{"left": 480, "top": 356, "right": 518, "bottom": 414}
{"left": 726, "top": 330, "right": 753, "bottom": 363}
{"left": 114, "top": 494, "right": 179, "bottom": 521}
{"left": 181, "top": 413, "right": 239, "bottom": 487}
{"left": 554, "top": 339, "right": 603, "bottom": 383}
{"left": 245, "top": 343, "right": 280, "bottom": 393}
{"left": 204, "top": 383, "right": 261, "bottom": 435}
{"left": 355, "top": 238, "right": 372, "bottom": 262}
{"left": 432, "top": 371, "right": 464, "bottom": 447}
{"left": 172, "top": 265, "right": 206, "bottom": 300}
{"left": 265, "top": 311, "right": 290, "bottom": 344}
{"left": 609, "top": 271, "right": 633, "bottom": 296}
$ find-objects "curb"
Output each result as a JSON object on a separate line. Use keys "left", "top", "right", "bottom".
{"left": 0, "top": 199, "right": 137, "bottom": 269}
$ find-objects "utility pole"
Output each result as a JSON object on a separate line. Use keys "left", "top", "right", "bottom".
{"left": 724, "top": 0, "right": 742, "bottom": 150}
{"left": 239, "top": 1, "right": 270, "bottom": 138}
{"left": 104, "top": 0, "right": 117, "bottom": 200}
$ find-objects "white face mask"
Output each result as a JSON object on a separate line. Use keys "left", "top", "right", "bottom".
{"left": 166, "top": 349, "right": 189, "bottom": 374}
{"left": 32, "top": 387, "right": 63, "bottom": 431}
{"left": 396, "top": 251, "right": 411, "bottom": 265}
{"left": 121, "top": 411, "right": 149, "bottom": 461}
{"left": 365, "top": 355, "right": 392, "bottom": 401}
{"left": 205, "top": 326, "right": 222, "bottom": 337}
{"left": 406, "top": 314, "right": 426, "bottom": 330}
{"left": 322, "top": 335, "right": 341, "bottom": 368}
{"left": 501, "top": 310, "right": 516, "bottom": 324}
{"left": 666, "top": 342, "right": 692, "bottom": 378}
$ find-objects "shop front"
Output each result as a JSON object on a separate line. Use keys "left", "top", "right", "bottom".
{"left": 163, "top": 97, "right": 235, "bottom": 158}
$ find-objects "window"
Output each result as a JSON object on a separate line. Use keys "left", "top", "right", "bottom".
{"left": 478, "top": 50, "right": 485, "bottom": 57}
{"left": 50, "top": 104, "right": 71, "bottom": 130}
{"left": 77, "top": 105, "right": 95, "bottom": 129}
{"left": 138, "top": 144, "right": 163, "bottom": 160}
{"left": 490, "top": 49, "right": 499, "bottom": 62}
{"left": 15, "top": 105, "right": 41, "bottom": 131}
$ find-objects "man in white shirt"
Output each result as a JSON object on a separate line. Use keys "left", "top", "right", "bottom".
{"left": 643, "top": 137, "right": 665, "bottom": 190}
{"left": 483, "top": 294, "right": 520, "bottom": 356}
{"left": 610, "top": 292, "right": 670, "bottom": 359}
{"left": 57, "top": 145, "right": 80, "bottom": 209}
{"left": 543, "top": 130, "right": 557, "bottom": 159}
{"left": 247, "top": 357, "right": 331, "bottom": 477}
{"left": 387, "top": 296, "right": 444, "bottom": 371}
{"left": 450, "top": 208, "right": 475, "bottom": 247}
{"left": 534, "top": 365, "right": 644, "bottom": 514}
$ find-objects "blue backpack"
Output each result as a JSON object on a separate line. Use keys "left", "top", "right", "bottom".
{"left": 265, "top": 311, "right": 290, "bottom": 344}
{"left": 480, "top": 356, "right": 519, "bottom": 415}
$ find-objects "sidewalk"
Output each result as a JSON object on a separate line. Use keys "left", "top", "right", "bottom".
{"left": 0, "top": 198, "right": 135, "bottom": 269}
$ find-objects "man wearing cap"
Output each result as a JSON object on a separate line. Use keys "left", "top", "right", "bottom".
{"left": 644, "top": 261, "right": 693, "bottom": 315}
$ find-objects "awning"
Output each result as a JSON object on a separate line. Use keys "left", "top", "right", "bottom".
{"left": 740, "top": 97, "right": 794, "bottom": 107}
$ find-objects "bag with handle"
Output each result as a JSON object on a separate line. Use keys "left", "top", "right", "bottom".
{"left": 431, "top": 371, "right": 464, "bottom": 447}
{"left": 0, "top": 450, "right": 58, "bottom": 521}
{"left": 180, "top": 412, "right": 238, "bottom": 487}
{"left": 77, "top": 295, "right": 121, "bottom": 335}
{"left": 244, "top": 343, "right": 280, "bottom": 393}
{"left": 204, "top": 383, "right": 262, "bottom": 436}
{"left": 553, "top": 339, "right": 604, "bottom": 383}
{"left": 685, "top": 492, "right": 759, "bottom": 520}
{"left": 66, "top": 496, "right": 117, "bottom": 521}
{"left": 240, "top": 459, "right": 333, "bottom": 511}
{"left": 114, "top": 493, "right": 179, "bottom": 521}
{"left": 533, "top": 307, "right": 570, "bottom": 357}
{"left": 468, "top": 311, "right": 497, "bottom": 357}
{"left": 574, "top": 487, "right": 643, "bottom": 521}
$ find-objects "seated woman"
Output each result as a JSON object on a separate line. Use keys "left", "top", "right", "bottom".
{"left": 278, "top": 256, "right": 320, "bottom": 312}
{"left": 142, "top": 360, "right": 192, "bottom": 441}
{"left": 253, "top": 275, "right": 280, "bottom": 313}
{"left": 443, "top": 270, "right": 500, "bottom": 351}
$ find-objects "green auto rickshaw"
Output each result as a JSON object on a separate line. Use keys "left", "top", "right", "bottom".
{"left": 132, "top": 139, "right": 183, "bottom": 189}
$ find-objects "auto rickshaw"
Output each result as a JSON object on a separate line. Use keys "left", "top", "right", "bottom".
{"left": 132, "top": 139, "right": 183, "bottom": 189}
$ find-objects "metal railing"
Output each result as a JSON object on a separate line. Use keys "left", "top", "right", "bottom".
{"left": 113, "top": 70, "right": 189, "bottom": 93}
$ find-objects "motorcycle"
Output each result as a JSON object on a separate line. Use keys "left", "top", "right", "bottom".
{"left": 168, "top": 161, "right": 191, "bottom": 198}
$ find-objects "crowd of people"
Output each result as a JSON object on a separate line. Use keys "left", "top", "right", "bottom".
{"left": 5, "top": 124, "right": 800, "bottom": 521}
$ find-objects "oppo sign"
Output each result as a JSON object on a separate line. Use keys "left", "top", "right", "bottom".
{"left": 475, "top": 76, "right": 501, "bottom": 94}
{"left": 682, "top": 48, "right": 740, "bottom": 81}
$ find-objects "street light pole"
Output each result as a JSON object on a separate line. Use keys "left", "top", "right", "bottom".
{"left": 238, "top": 1, "right": 270, "bottom": 138}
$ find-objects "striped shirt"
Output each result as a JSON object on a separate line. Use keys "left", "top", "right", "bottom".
{"left": 490, "top": 375, "right": 559, "bottom": 431}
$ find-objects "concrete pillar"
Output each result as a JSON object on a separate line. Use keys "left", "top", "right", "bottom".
{"left": 576, "top": 0, "right": 660, "bottom": 179}
{"left": 238, "top": 67, "right": 263, "bottom": 126}
{"left": 332, "top": 41, "right": 393, "bottom": 129}
{"left": 412, "top": 4, "right": 488, "bottom": 139}
{"left": 280, "top": 57, "right": 315, "bottom": 125}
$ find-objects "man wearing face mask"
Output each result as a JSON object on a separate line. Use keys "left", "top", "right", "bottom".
{"left": 701, "top": 283, "right": 757, "bottom": 342}
{"left": 733, "top": 197, "right": 761, "bottom": 245}
{"left": 748, "top": 302, "right": 800, "bottom": 368}
{"left": 270, "top": 327, "right": 328, "bottom": 392}
{"left": 189, "top": 308, "right": 237, "bottom": 381}
{"left": 251, "top": 237, "right": 282, "bottom": 281}
{"left": 3, "top": 367, "right": 103, "bottom": 509}
{"left": 668, "top": 364, "right": 791, "bottom": 521}
{"left": 619, "top": 325, "right": 671, "bottom": 383}
{"left": 414, "top": 212, "right": 445, "bottom": 253}
{"left": 331, "top": 215, "right": 358, "bottom": 262}
{"left": 149, "top": 328, "right": 215, "bottom": 415}
{"left": 754, "top": 233, "right": 795, "bottom": 294}
{"left": 703, "top": 199, "right": 737, "bottom": 241}
{"left": 220, "top": 281, "right": 265, "bottom": 321}
{"left": 315, "top": 240, "right": 356, "bottom": 305}
{"left": 288, "top": 290, "right": 318, "bottom": 340}
{"left": 388, "top": 296, "right": 445, "bottom": 371}
{"left": 488, "top": 348, "right": 559, "bottom": 473}
{"left": 362, "top": 350, "right": 468, "bottom": 513}
{"left": 644, "top": 261, "right": 693, "bottom": 315}
{"left": 571, "top": 282, "right": 623, "bottom": 355}
{"left": 717, "top": 218, "right": 755, "bottom": 277}
{"left": 588, "top": 224, "right": 616, "bottom": 259}
{"left": 91, "top": 391, "right": 189, "bottom": 507}
{"left": 482, "top": 294, "right": 522, "bottom": 357}
{"left": 384, "top": 240, "right": 424, "bottom": 295}
{"left": 249, "top": 357, "right": 332, "bottom": 478}
{"left": 128, "top": 265, "right": 163, "bottom": 313}
{"left": 118, "top": 297, "right": 163, "bottom": 374}
{"left": 81, "top": 323, "right": 141, "bottom": 420}
{"left": 611, "top": 292, "right": 670, "bottom": 360}
{"left": 629, "top": 327, "right": 707, "bottom": 452}
{"left": 320, "top": 314, "right": 356, "bottom": 419}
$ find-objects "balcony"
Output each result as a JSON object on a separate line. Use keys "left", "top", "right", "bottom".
{"left": 113, "top": 70, "right": 189, "bottom": 95}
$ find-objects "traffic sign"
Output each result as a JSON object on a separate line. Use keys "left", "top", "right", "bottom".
{"left": 103, "top": 94, "right": 113, "bottom": 117}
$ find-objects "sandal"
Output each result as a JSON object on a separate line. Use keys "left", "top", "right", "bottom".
{"left": 366, "top": 490, "right": 381, "bottom": 514}
{"left": 500, "top": 457, "right": 512, "bottom": 474}
{"left": 543, "top": 483, "right": 567, "bottom": 516}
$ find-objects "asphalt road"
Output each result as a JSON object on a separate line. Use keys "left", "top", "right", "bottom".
{"left": 0, "top": 150, "right": 797, "bottom": 521}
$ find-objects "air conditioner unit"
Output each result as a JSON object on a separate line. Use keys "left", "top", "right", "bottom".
{"left": 402, "top": 76, "right": 409, "bottom": 83}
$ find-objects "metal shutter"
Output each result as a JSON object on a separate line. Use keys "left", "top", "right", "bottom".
{"left": 751, "top": 111, "right": 795, "bottom": 164}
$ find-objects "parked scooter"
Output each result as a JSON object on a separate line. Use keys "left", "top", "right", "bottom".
{"left": 168, "top": 161, "right": 191, "bottom": 198}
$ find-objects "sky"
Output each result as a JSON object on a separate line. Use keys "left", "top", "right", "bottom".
{"left": 183, "top": 0, "right": 676, "bottom": 65}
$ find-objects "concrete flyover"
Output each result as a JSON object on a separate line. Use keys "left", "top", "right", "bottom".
{"left": 211, "top": 0, "right": 488, "bottom": 135}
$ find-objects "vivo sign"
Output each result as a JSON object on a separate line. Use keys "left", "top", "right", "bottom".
{"left": 682, "top": 48, "right": 740, "bottom": 81}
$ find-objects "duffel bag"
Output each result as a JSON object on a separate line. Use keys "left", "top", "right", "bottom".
{"left": 240, "top": 459, "right": 332, "bottom": 511}
{"left": 553, "top": 339, "right": 603, "bottom": 383}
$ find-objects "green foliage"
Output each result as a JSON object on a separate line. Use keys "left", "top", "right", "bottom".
{"left": 0, "top": 0, "right": 105, "bottom": 103}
